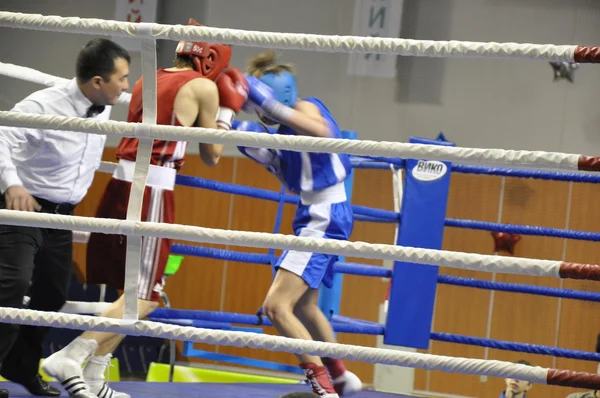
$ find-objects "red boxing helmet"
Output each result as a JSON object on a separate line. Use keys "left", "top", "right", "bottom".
{"left": 175, "top": 18, "right": 232, "bottom": 81}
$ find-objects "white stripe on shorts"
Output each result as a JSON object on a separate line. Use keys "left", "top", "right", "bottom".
{"left": 279, "top": 202, "right": 332, "bottom": 278}
{"left": 138, "top": 188, "right": 164, "bottom": 300}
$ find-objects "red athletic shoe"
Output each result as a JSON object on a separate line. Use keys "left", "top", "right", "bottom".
{"left": 300, "top": 363, "right": 339, "bottom": 397}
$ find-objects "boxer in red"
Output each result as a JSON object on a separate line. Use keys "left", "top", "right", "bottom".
{"left": 41, "top": 18, "right": 248, "bottom": 398}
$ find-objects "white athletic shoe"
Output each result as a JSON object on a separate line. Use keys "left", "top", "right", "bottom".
{"left": 41, "top": 337, "right": 99, "bottom": 398}
{"left": 83, "top": 354, "right": 130, "bottom": 398}
{"left": 89, "top": 382, "right": 130, "bottom": 398}
{"left": 42, "top": 356, "right": 98, "bottom": 398}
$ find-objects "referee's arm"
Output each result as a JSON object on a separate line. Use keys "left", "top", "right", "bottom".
{"left": 0, "top": 100, "right": 43, "bottom": 211}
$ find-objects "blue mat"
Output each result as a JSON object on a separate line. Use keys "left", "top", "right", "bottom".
{"left": 0, "top": 382, "right": 416, "bottom": 397}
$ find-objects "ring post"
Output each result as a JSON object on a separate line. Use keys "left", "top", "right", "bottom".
{"left": 384, "top": 136, "right": 454, "bottom": 349}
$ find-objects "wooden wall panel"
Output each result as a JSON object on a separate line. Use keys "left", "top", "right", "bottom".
{"left": 163, "top": 155, "right": 237, "bottom": 357}
{"left": 555, "top": 182, "right": 600, "bottom": 397}
{"left": 337, "top": 168, "right": 396, "bottom": 383}
{"left": 167, "top": 155, "right": 236, "bottom": 313}
{"left": 421, "top": 173, "right": 502, "bottom": 396}
{"left": 424, "top": 175, "right": 597, "bottom": 398}
{"left": 483, "top": 178, "right": 569, "bottom": 398}
{"left": 491, "top": 177, "right": 568, "bottom": 317}
{"left": 218, "top": 158, "right": 298, "bottom": 366}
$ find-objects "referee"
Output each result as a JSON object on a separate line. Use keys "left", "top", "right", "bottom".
{"left": 0, "top": 38, "right": 130, "bottom": 398}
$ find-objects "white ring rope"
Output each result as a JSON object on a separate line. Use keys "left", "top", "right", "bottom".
{"left": 0, "top": 210, "right": 562, "bottom": 278}
{"left": 0, "top": 307, "right": 550, "bottom": 384}
{"left": 0, "top": 111, "right": 583, "bottom": 171}
{"left": 0, "top": 61, "right": 68, "bottom": 87}
{"left": 0, "top": 61, "right": 131, "bottom": 104}
{"left": 0, "top": 11, "right": 578, "bottom": 62}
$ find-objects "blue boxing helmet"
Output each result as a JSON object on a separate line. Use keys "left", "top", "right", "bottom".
{"left": 259, "top": 70, "right": 298, "bottom": 108}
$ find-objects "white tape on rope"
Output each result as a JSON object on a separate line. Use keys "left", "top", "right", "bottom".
{"left": 72, "top": 230, "right": 90, "bottom": 244}
{"left": 118, "top": 220, "right": 137, "bottom": 236}
{"left": 122, "top": 25, "right": 158, "bottom": 320}
{"left": 98, "top": 161, "right": 118, "bottom": 175}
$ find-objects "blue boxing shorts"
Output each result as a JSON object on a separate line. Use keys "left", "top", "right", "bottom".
{"left": 275, "top": 192, "right": 353, "bottom": 289}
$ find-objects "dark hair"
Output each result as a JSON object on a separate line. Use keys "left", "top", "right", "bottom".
{"left": 76, "top": 38, "right": 130, "bottom": 83}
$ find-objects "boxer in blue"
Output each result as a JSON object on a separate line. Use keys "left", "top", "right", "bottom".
{"left": 237, "top": 51, "right": 363, "bottom": 398}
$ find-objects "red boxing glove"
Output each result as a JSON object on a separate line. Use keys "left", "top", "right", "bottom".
{"left": 216, "top": 68, "right": 248, "bottom": 129}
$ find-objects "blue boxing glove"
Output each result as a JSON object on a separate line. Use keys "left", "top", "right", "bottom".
{"left": 246, "top": 76, "right": 274, "bottom": 108}
{"left": 244, "top": 75, "right": 293, "bottom": 123}
{"left": 235, "top": 120, "right": 276, "bottom": 164}
{"left": 235, "top": 120, "right": 284, "bottom": 182}
{"left": 235, "top": 120, "right": 269, "bottom": 134}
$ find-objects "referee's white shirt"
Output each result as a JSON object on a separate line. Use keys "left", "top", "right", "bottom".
{"left": 0, "top": 78, "right": 111, "bottom": 204}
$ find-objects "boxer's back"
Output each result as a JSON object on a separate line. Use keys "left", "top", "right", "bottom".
{"left": 116, "top": 68, "right": 202, "bottom": 170}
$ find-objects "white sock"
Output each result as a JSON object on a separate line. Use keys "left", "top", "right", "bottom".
{"left": 83, "top": 354, "right": 111, "bottom": 388}
{"left": 83, "top": 354, "right": 131, "bottom": 398}
{"left": 55, "top": 337, "right": 99, "bottom": 366}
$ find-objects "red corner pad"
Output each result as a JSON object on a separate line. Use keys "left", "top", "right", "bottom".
{"left": 578, "top": 155, "right": 600, "bottom": 172}
{"left": 559, "top": 262, "right": 600, "bottom": 281}
{"left": 574, "top": 46, "right": 600, "bottom": 63}
{"left": 547, "top": 368, "right": 600, "bottom": 389}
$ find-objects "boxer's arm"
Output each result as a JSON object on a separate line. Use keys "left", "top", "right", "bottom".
{"left": 261, "top": 99, "right": 331, "bottom": 138}
{"left": 284, "top": 100, "right": 331, "bottom": 138}
{"left": 246, "top": 76, "right": 331, "bottom": 138}
{"left": 235, "top": 120, "right": 277, "bottom": 165}
{"left": 195, "top": 79, "right": 223, "bottom": 167}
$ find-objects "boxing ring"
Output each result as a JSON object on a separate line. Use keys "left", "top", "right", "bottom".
{"left": 2, "top": 10, "right": 600, "bottom": 398}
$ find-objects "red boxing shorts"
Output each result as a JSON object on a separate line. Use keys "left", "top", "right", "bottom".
{"left": 86, "top": 161, "right": 176, "bottom": 302}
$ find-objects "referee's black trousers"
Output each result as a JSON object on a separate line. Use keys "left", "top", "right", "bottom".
{"left": 0, "top": 197, "right": 75, "bottom": 382}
